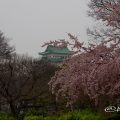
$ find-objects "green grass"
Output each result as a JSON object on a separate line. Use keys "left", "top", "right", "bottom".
{"left": 2, "top": 109, "right": 118, "bottom": 120}
{"left": 24, "top": 109, "right": 106, "bottom": 120}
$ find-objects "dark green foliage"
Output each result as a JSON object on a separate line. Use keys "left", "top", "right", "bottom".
{"left": 24, "top": 116, "right": 44, "bottom": 120}
{"left": 106, "top": 113, "right": 120, "bottom": 120}
{"left": 0, "top": 113, "right": 15, "bottom": 120}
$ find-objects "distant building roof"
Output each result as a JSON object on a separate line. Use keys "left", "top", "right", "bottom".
{"left": 39, "top": 45, "right": 72, "bottom": 64}
{"left": 39, "top": 45, "right": 71, "bottom": 55}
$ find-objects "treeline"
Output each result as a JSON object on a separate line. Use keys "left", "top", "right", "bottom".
{"left": 0, "top": 31, "right": 60, "bottom": 119}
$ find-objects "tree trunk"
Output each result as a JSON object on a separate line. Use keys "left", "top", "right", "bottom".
{"left": 9, "top": 101, "right": 19, "bottom": 119}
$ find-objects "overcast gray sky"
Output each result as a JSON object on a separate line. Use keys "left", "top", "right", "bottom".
{"left": 0, "top": 0, "right": 94, "bottom": 57}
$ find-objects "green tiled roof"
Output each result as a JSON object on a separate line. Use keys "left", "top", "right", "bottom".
{"left": 39, "top": 45, "right": 71, "bottom": 55}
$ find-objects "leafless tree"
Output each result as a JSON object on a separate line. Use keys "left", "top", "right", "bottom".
{"left": 0, "top": 30, "right": 15, "bottom": 112}
{"left": 0, "top": 31, "right": 14, "bottom": 58}
{"left": 0, "top": 53, "right": 58, "bottom": 119}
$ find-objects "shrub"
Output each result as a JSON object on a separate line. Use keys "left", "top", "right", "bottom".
{"left": 0, "top": 113, "right": 15, "bottom": 120}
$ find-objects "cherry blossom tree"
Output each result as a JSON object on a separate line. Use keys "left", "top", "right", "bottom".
{"left": 48, "top": 33, "right": 120, "bottom": 108}
{"left": 47, "top": 0, "right": 120, "bottom": 108}
{"left": 88, "top": 0, "right": 120, "bottom": 43}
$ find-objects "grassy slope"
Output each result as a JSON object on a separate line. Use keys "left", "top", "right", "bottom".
{"left": 24, "top": 110, "right": 106, "bottom": 120}
{"left": 1, "top": 110, "right": 119, "bottom": 120}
